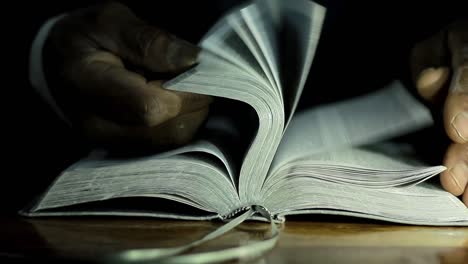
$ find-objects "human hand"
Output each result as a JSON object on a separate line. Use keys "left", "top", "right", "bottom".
{"left": 46, "top": 2, "right": 212, "bottom": 150}
{"left": 411, "top": 20, "right": 468, "bottom": 205}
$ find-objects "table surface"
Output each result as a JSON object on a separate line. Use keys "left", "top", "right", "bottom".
{"left": 2, "top": 215, "right": 468, "bottom": 263}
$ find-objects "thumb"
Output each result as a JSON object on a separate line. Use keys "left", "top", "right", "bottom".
{"left": 94, "top": 2, "right": 200, "bottom": 73}
{"left": 410, "top": 30, "right": 451, "bottom": 103}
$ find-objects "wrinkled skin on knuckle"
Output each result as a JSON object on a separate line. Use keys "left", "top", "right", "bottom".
{"left": 140, "top": 86, "right": 182, "bottom": 127}
{"left": 134, "top": 25, "right": 164, "bottom": 66}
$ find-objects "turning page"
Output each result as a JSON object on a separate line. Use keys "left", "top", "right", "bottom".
{"left": 165, "top": 0, "right": 326, "bottom": 205}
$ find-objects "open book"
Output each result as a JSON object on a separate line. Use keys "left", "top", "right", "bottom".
{"left": 22, "top": 0, "right": 468, "bottom": 228}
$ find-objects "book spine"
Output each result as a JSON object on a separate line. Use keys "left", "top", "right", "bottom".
{"left": 221, "top": 205, "right": 274, "bottom": 221}
{"left": 221, "top": 206, "right": 251, "bottom": 220}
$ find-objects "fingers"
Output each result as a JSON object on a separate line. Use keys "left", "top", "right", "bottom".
{"left": 411, "top": 21, "right": 468, "bottom": 203}
{"left": 411, "top": 30, "right": 450, "bottom": 102}
{"left": 443, "top": 21, "right": 468, "bottom": 143}
{"left": 416, "top": 67, "right": 450, "bottom": 102}
{"left": 46, "top": 1, "right": 212, "bottom": 150}
{"left": 81, "top": 107, "right": 209, "bottom": 149}
{"left": 411, "top": 21, "right": 468, "bottom": 142}
{"left": 443, "top": 92, "right": 468, "bottom": 143}
{"left": 91, "top": 2, "right": 200, "bottom": 73}
{"left": 464, "top": 184, "right": 468, "bottom": 206}
{"left": 66, "top": 51, "right": 212, "bottom": 126}
{"left": 441, "top": 143, "right": 468, "bottom": 198}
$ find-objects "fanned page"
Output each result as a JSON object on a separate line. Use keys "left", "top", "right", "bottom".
{"left": 266, "top": 178, "right": 468, "bottom": 226}
{"left": 270, "top": 144, "right": 445, "bottom": 188}
{"left": 165, "top": 0, "right": 326, "bottom": 205}
{"left": 263, "top": 81, "right": 468, "bottom": 225}
{"left": 265, "top": 145, "right": 468, "bottom": 225}
{"left": 271, "top": 80, "right": 436, "bottom": 171}
{"left": 24, "top": 139, "right": 240, "bottom": 219}
{"left": 275, "top": 0, "right": 326, "bottom": 124}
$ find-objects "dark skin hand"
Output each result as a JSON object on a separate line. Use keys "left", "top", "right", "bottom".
{"left": 411, "top": 20, "right": 468, "bottom": 205}
{"left": 47, "top": 2, "right": 212, "bottom": 150}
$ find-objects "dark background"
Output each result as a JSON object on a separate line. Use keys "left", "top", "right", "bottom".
{"left": 3, "top": 0, "right": 467, "bottom": 213}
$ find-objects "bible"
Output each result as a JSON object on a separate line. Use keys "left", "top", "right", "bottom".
{"left": 23, "top": 0, "right": 468, "bottom": 238}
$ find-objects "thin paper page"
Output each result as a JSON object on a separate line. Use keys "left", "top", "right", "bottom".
{"left": 265, "top": 178, "right": 468, "bottom": 225}
{"left": 279, "top": 0, "right": 326, "bottom": 125}
{"left": 34, "top": 154, "right": 240, "bottom": 216}
{"left": 164, "top": 54, "right": 285, "bottom": 204}
{"left": 200, "top": 13, "right": 269, "bottom": 86}
{"left": 239, "top": 3, "right": 282, "bottom": 94}
{"left": 226, "top": 13, "right": 280, "bottom": 99}
{"left": 87, "top": 137, "right": 237, "bottom": 184}
{"left": 264, "top": 142, "right": 446, "bottom": 190}
{"left": 291, "top": 142, "right": 442, "bottom": 171}
{"left": 271, "top": 81, "right": 434, "bottom": 171}
{"left": 151, "top": 139, "right": 236, "bottom": 181}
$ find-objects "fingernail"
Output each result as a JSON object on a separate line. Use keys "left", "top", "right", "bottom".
{"left": 449, "top": 162, "right": 468, "bottom": 194}
{"left": 167, "top": 37, "right": 201, "bottom": 70}
{"left": 417, "top": 67, "right": 450, "bottom": 99}
{"left": 451, "top": 111, "right": 468, "bottom": 142}
{"left": 418, "top": 68, "right": 448, "bottom": 88}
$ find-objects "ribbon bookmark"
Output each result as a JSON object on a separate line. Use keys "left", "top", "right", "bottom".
{"left": 97, "top": 205, "right": 279, "bottom": 264}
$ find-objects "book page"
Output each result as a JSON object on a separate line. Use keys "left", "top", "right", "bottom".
{"left": 149, "top": 139, "right": 236, "bottom": 180}
{"left": 265, "top": 141, "right": 446, "bottom": 191}
{"left": 264, "top": 178, "right": 468, "bottom": 225}
{"left": 32, "top": 152, "right": 240, "bottom": 217}
{"left": 227, "top": 12, "right": 279, "bottom": 98}
{"left": 164, "top": 53, "right": 285, "bottom": 204}
{"left": 278, "top": 0, "right": 326, "bottom": 124}
{"left": 23, "top": 196, "right": 220, "bottom": 221}
{"left": 232, "top": 2, "right": 282, "bottom": 98}
{"left": 200, "top": 13, "right": 271, "bottom": 89}
{"left": 271, "top": 80, "right": 434, "bottom": 172}
{"left": 165, "top": 0, "right": 326, "bottom": 205}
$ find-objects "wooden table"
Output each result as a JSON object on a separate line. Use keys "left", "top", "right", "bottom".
{"left": 1, "top": 215, "right": 467, "bottom": 263}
